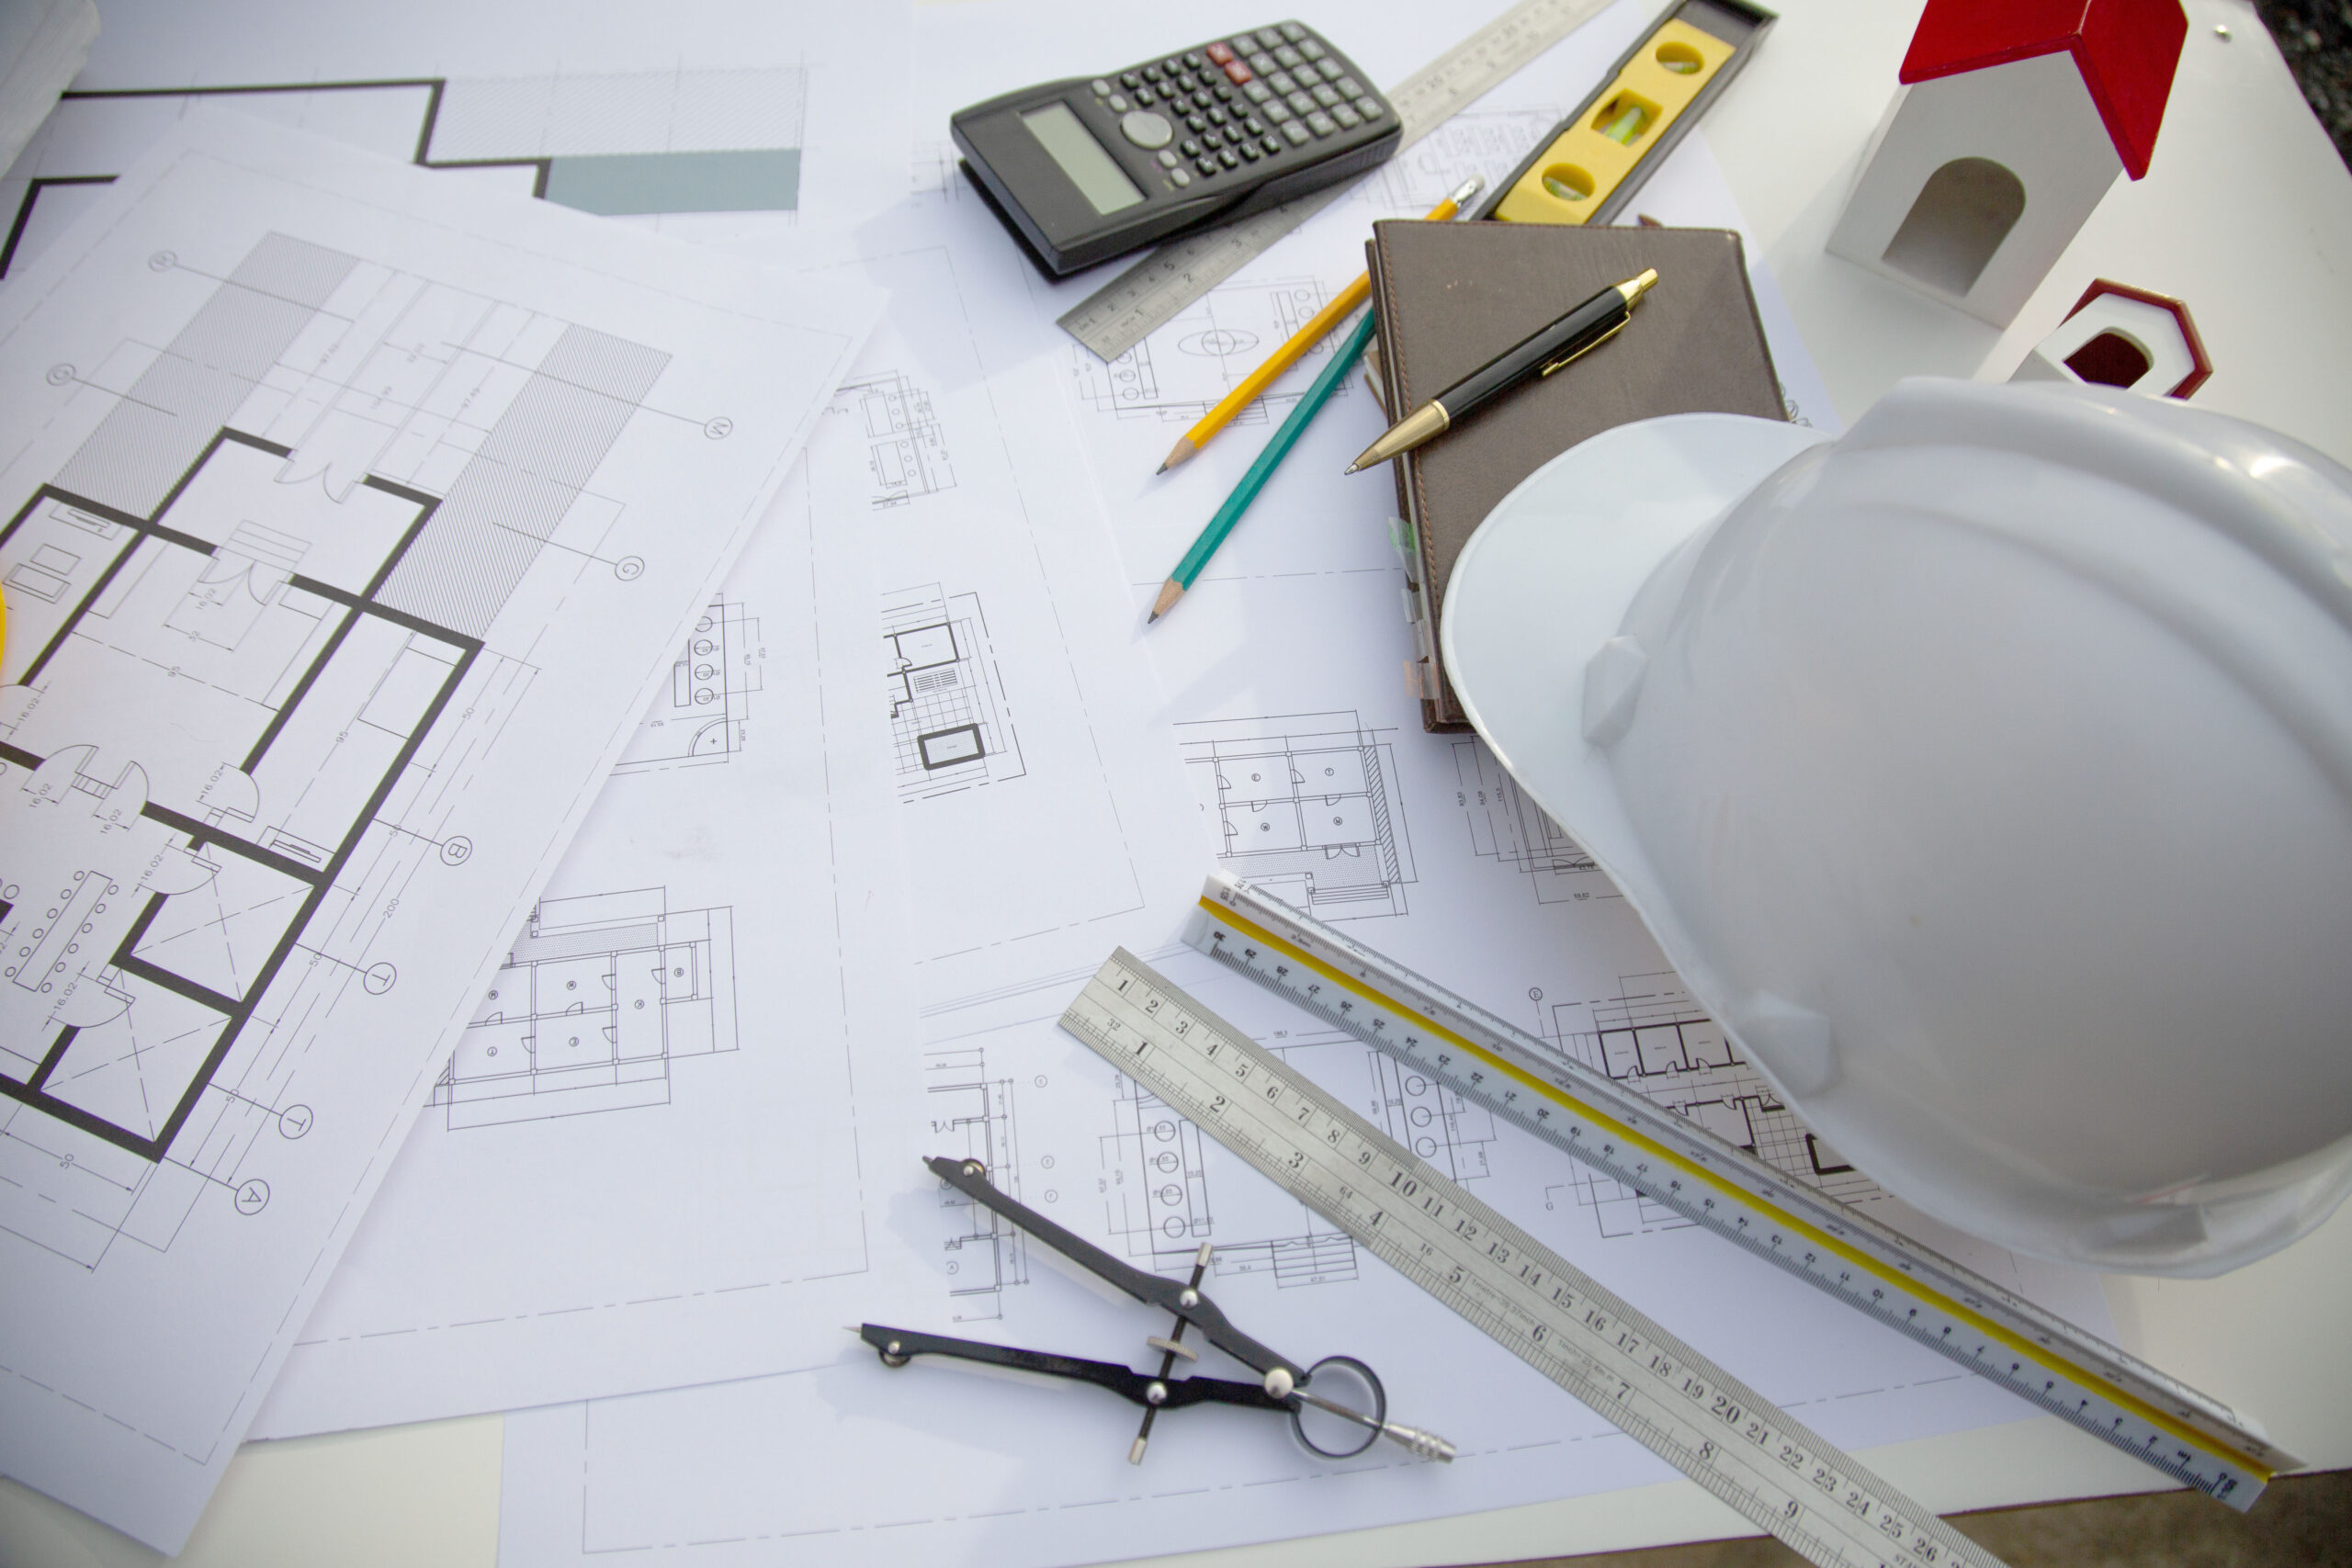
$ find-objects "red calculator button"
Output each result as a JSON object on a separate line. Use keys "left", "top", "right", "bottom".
{"left": 1224, "top": 59, "right": 1253, "bottom": 85}
{"left": 1205, "top": 41, "right": 1234, "bottom": 64}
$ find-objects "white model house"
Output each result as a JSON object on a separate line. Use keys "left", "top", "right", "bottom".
{"left": 2010, "top": 279, "right": 2211, "bottom": 398}
{"left": 1826, "top": 0, "right": 2188, "bottom": 326}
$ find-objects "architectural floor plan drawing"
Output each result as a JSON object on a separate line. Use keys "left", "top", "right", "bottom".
{"left": 429, "top": 888, "right": 737, "bottom": 1128}
{"left": 613, "top": 600, "right": 762, "bottom": 775}
{"left": 0, "top": 229, "right": 667, "bottom": 1237}
{"left": 925, "top": 1044, "right": 1028, "bottom": 1321}
{"left": 1181, "top": 712, "right": 1416, "bottom": 921}
{"left": 0, "top": 111, "right": 879, "bottom": 1551}
{"left": 1452, "top": 739, "right": 1614, "bottom": 904}
{"left": 1069, "top": 276, "right": 1340, "bottom": 426}
{"left": 2, "top": 66, "right": 812, "bottom": 276}
{"left": 1541, "top": 971, "right": 1883, "bottom": 1238}
{"left": 884, "top": 583, "right": 1026, "bottom": 802}
{"left": 831, "top": 369, "right": 955, "bottom": 508}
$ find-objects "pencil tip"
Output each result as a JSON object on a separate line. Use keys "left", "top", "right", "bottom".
{"left": 1146, "top": 611, "right": 1160, "bottom": 625}
{"left": 1160, "top": 438, "right": 1194, "bottom": 472}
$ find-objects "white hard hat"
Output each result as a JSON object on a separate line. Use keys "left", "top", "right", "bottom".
{"left": 1442, "top": 378, "right": 2352, "bottom": 1277}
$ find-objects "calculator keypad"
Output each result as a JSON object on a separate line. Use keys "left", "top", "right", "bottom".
{"left": 1083, "top": 21, "right": 1392, "bottom": 185}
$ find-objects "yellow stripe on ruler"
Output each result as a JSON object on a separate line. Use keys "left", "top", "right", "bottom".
{"left": 1197, "top": 893, "right": 2277, "bottom": 1483}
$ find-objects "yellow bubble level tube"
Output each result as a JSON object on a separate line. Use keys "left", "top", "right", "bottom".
{"left": 1496, "top": 17, "right": 1736, "bottom": 223}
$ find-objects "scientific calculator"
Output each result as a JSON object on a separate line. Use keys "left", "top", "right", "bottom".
{"left": 951, "top": 21, "right": 1400, "bottom": 276}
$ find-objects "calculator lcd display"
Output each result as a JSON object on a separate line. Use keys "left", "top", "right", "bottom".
{"left": 1019, "top": 103, "right": 1143, "bottom": 215}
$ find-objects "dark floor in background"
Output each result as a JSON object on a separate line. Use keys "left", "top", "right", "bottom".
{"left": 2256, "top": 0, "right": 2352, "bottom": 167}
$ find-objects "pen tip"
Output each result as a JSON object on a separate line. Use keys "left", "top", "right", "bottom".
{"left": 1341, "top": 460, "right": 1364, "bottom": 475}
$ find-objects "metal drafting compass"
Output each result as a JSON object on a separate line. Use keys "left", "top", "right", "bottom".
{"left": 860, "top": 1156, "right": 1455, "bottom": 1465}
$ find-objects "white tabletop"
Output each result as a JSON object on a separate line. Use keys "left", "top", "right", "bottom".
{"left": 5, "top": 0, "right": 2347, "bottom": 1562}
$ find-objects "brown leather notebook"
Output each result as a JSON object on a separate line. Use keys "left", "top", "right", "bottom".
{"left": 1368, "top": 220, "right": 1786, "bottom": 730}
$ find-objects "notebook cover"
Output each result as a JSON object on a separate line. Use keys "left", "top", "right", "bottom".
{"left": 1367, "top": 220, "right": 1785, "bottom": 730}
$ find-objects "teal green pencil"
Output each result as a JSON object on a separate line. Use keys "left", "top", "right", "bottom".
{"left": 1147, "top": 307, "right": 1380, "bottom": 625}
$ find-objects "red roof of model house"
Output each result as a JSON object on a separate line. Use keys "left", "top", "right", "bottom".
{"left": 1900, "top": 0, "right": 2188, "bottom": 179}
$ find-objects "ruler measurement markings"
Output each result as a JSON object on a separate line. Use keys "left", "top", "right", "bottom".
{"left": 1060, "top": 0, "right": 1619, "bottom": 360}
{"left": 1069, "top": 957, "right": 2003, "bottom": 1568}
{"left": 1179, "top": 882, "right": 2284, "bottom": 1506}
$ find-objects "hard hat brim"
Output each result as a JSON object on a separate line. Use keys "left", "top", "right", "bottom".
{"left": 1440, "top": 412, "right": 1833, "bottom": 998}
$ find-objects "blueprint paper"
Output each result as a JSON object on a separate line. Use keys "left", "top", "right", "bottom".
{"left": 495, "top": 4, "right": 2121, "bottom": 1565}
{"left": 817, "top": 200, "right": 1204, "bottom": 1024}
{"left": 0, "top": 108, "right": 877, "bottom": 1551}
{"left": 250, "top": 162, "right": 1209, "bottom": 1438}
{"left": 0, "top": 0, "right": 911, "bottom": 279}
{"left": 248, "top": 458, "right": 927, "bottom": 1437}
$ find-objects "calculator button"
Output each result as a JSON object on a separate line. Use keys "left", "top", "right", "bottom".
{"left": 1201, "top": 129, "right": 1224, "bottom": 149}
{"left": 1242, "top": 79, "right": 1271, "bottom": 104}
{"left": 1121, "top": 110, "right": 1173, "bottom": 149}
{"left": 1298, "top": 37, "right": 1325, "bottom": 60}
{"left": 1262, "top": 99, "right": 1291, "bottom": 122}
{"left": 1097, "top": 78, "right": 1117, "bottom": 96}
{"left": 1353, "top": 97, "right": 1383, "bottom": 120}
{"left": 1192, "top": 89, "right": 1212, "bottom": 107}
{"left": 1311, "top": 85, "right": 1340, "bottom": 107}
{"left": 1330, "top": 103, "right": 1360, "bottom": 129}
{"left": 1171, "top": 168, "right": 1191, "bottom": 186}
{"left": 1254, "top": 28, "right": 1283, "bottom": 50}
{"left": 1218, "top": 147, "right": 1240, "bottom": 167}
{"left": 1185, "top": 113, "right": 1205, "bottom": 131}
{"left": 1108, "top": 93, "right": 1130, "bottom": 112}
{"left": 1134, "top": 87, "right": 1154, "bottom": 106}
{"left": 1143, "top": 63, "right": 1164, "bottom": 81}
{"left": 1281, "top": 120, "right": 1310, "bottom": 145}
{"left": 1306, "top": 110, "right": 1337, "bottom": 136}
{"left": 1249, "top": 51, "right": 1277, "bottom": 73}
{"left": 1286, "top": 91, "right": 1314, "bottom": 115}
{"left": 1205, "top": 41, "right": 1234, "bottom": 64}
{"left": 1162, "top": 57, "right": 1182, "bottom": 73}
{"left": 1274, "top": 44, "right": 1302, "bottom": 67}
{"left": 1268, "top": 71, "right": 1296, "bottom": 95}
{"left": 1261, "top": 133, "right": 1283, "bottom": 155}
{"left": 1243, "top": 115, "right": 1264, "bottom": 135}
{"left": 1239, "top": 141, "right": 1261, "bottom": 161}
{"left": 1181, "top": 138, "right": 1199, "bottom": 156}
{"left": 1213, "top": 82, "right": 1235, "bottom": 100}
{"left": 1182, "top": 51, "right": 1203, "bottom": 67}
{"left": 1158, "top": 148, "right": 1180, "bottom": 167}
{"left": 1293, "top": 63, "right": 1321, "bottom": 86}
{"left": 1333, "top": 76, "right": 1363, "bottom": 97}
{"left": 1280, "top": 21, "right": 1307, "bottom": 41}
{"left": 1196, "top": 157, "right": 1218, "bottom": 176}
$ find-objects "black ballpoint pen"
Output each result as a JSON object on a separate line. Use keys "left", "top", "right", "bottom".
{"left": 1344, "top": 266, "right": 1658, "bottom": 473}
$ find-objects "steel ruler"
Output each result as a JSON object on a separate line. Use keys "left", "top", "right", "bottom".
{"left": 1180, "top": 872, "right": 2293, "bottom": 1506}
{"left": 1057, "top": 0, "right": 1618, "bottom": 361}
{"left": 1064, "top": 948, "right": 2008, "bottom": 1568}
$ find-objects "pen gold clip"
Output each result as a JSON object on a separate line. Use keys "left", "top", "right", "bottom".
{"left": 1538, "top": 315, "right": 1629, "bottom": 377}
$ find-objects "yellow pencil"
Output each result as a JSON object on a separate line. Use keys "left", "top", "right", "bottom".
{"left": 1157, "top": 175, "right": 1483, "bottom": 476}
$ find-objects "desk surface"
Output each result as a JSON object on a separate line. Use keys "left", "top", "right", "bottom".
{"left": 5, "top": 0, "right": 2349, "bottom": 1562}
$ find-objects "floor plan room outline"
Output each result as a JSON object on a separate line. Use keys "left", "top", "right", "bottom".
{"left": 3, "top": 65, "right": 814, "bottom": 277}
{"left": 1181, "top": 711, "right": 1417, "bottom": 921}
{"left": 430, "top": 888, "right": 739, "bottom": 1128}
{"left": 614, "top": 600, "right": 763, "bottom": 775}
{"left": 1540, "top": 972, "right": 1883, "bottom": 1239}
{"left": 884, "top": 583, "right": 1025, "bottom": 802}
{"left": 0, "top": 231, "right": 671, "bottom": 1268}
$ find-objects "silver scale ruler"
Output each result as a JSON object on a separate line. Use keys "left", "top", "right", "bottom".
{"left": 1152, "top": 873, "right": 2292, "bottom": 1505}
{"left": 1057, "top": 0, "right": 1618, "bottom": 361}
{"left": 1065, "top": 946, "right": 2004, "bottom": 1568}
